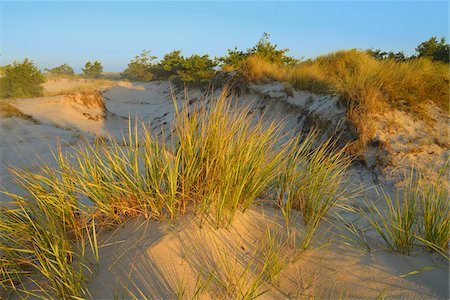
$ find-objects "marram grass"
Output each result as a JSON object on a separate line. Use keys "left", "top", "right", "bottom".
{"left": 0, "top": 88, "right": 354, "bottom": 298}
{"left": 364, "top": 166, "right": 449, "bottom": 255}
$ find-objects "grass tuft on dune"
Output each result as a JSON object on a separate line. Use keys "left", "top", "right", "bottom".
{"left": 0, "top": 88, "right": 354, "bottom": 298}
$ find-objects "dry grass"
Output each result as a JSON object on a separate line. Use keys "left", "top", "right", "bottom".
{"left": 240, "top": 55, "right": 285, "bottom": 83}
{"left": 239, "top": 50, "right": 450, "bottom": 152}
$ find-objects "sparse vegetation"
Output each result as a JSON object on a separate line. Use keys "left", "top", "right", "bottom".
{"left": 0, "top": 58, "right": 45, "bottom": 98}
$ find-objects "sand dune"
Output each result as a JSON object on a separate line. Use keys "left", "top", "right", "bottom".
{"left": 1, "top": 79, "right": 448, "bottom": 299}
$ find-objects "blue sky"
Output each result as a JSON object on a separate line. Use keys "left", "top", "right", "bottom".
{"left": 1, "top": 1, "right": 448, "bottom": 72}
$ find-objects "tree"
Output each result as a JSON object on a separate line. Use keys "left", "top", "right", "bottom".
{"left": 45, "top": 63, "right": 75, "bottom": 76}
{"left": 82, "top": 61, "right": 103, "bottom": 78}
{"left": 121, "top": 50, "right": 156, "bottom": 81}
{"left": 1, "top": 58, "right": 45, "bottom": 98}
{"left": 416, "top": 37, "right": 449, "bottom": 62}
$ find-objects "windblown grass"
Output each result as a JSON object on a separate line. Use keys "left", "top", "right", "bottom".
{"left": 0, "top": 88, "right": 354, "bottom": 297}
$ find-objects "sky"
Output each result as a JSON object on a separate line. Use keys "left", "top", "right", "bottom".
{"left": 1, "top": 1, "right": 448, "bottom": 72}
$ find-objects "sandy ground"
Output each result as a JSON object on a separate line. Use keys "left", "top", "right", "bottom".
{"left": 86, "top": 205, "right": 448, "bottom": 299}
{"left": 1, "top": 79, "right": 448, "bottom": 298}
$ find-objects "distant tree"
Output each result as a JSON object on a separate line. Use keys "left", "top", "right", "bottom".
{"left": 386, "top": 51, "right": 407, "bottom": 62}
{"left": 121, "top": 50, "right": 156, "bottom": 81}
{"left": 45, "top": 63, "right": 75, "bottom": 76}
{"left": 416, "top": 37, "right": 449, "bottom": 62}
{"left": 82, "top": 61, "right": 103, "bottom": 78}
{"left": 366, "top": 49, "right": 408, "bottom": 62}
{"left": 366, "top": 49, "right": 388, "bottom": 60}
{"left": 0, "top": 58, "right": 45, "bottom": 98}
{"left": 366, "top": 49, "right": 411, "bottom": 61}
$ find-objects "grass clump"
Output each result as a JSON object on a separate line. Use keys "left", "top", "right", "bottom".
{"left": 0, "top": 161, "right": 98, "bottom": 298}
{"left": 364, "top": 167, "right": 449, "bottom": 255}
{"left": 365, "top": 177, "right": 420, "bottom": 255}
{"left": 0, "top": 88, "right": 354, "bottom": 297}
{"left": 275, "top": 133, "right": 353, "bottom": 249}
{"left": 417, "top": 167, "right": 449, "bottom": 252}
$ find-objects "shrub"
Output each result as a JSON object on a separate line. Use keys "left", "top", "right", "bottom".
{"left": 123, "top": 50, "right": 217, "bottom": 84}
{"left": 121, "top": 50, "right": 156, "bottom": 81}
{"left": 0, "top": 58, "right": 45, "bottom": 98}
{"left": 176, "top": 54, "right": 217, "bottom": 83}
{"left": 154, "top": 50, "right": 184, "bottom": 78}
{"left": 249, "top": 32, "right": 294, "bottom": 64}
{"left": 218, "top": 47, "right": 248, "bottom": 71}
{"left": 45, "top": 64, "right": 75, "bottom": 76}
{"left": 82, "top": 61, "right": 103, "bottom": 78}
{"left": 220, "top": 33, "right": 297, "bottom": 71}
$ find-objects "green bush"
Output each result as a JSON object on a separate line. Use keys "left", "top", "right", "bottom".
{"left": 220, "top": 33, "right": 297, "bottom": 71}
{"left": 45, "top": 64, "right": 75, "bottom": 76}
{"left": 154, "top": 50, "right": 184, "bottom": 78}
{"left": 219, "top": 47, "right": 249, "bottom": 70}
{"left": 82, "top": 61, "right": 103, "bottom": 78}
{"left": 121, "top": 50, "right": 156, "bottom": 81}
{"left": 0, "top": 58, "right": 45, "bottom": 98}
{"left": 176, "top": 54, "right": 217, "bottom": 83}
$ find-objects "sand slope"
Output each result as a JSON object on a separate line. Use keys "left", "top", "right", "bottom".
{"left": 87, "top": 206, "right": 448, "bottom": 299}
